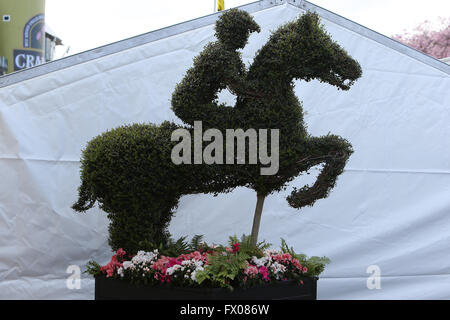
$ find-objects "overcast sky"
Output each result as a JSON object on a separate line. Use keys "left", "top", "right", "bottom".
{"left": 45, "top": 0, "right": 450, "bottom": 58}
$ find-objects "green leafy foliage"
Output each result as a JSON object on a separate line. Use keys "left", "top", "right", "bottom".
{"left": 137, "top": 237, "right": 186, "bottom": 257}
{"left": 280, "top": 238, "right": 330, "bottom": 277}
{"left": 85, "top": 260, "right": 102, "bottom": 277}
{"left": 137, "top": 235, "right": 207, "bottom": 257}
{"left": 196, "top": 234, "right": 272, "bottom": 289}
{"left": 189, "top": 234, "right": 205, "bottom": 251}
{"left": 215, "top": 8, "right": 260, "bottom": 50}
{"left": 303, "top": 256, "right": 331, "bottom": 277}
{"left": 196, "top": 251, "right": 250, "bottom": 289}
{"left": 228, "top": 234, "right": 271, "bottom": 258}
{"left": 72, "top": 8, "right": 361, "bottom": 254}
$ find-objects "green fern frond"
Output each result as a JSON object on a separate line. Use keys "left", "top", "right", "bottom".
{"left": 280, "top": 238, "right": 330, "bottom": 277}
{"left": 85, "top": 260, "right": 103, "bottom": 277}
{"left": 189, "top": 234, "right": 204, "bottom": 251}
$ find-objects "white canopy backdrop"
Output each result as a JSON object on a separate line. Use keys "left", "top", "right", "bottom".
{"left": 0, "top": 0, "right": 449, "bottom": 299}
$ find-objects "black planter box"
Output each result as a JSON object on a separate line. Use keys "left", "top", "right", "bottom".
{"left": 95, "top": 276, "right": 318, "bottom": 300}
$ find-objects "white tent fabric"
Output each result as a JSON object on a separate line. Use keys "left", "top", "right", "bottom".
{"left": 0, "top": 1, "right": 449, "bottom": 299}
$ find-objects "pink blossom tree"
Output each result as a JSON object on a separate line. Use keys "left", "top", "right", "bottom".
{"left": 392, "top": 17, "right": 450, "bottom": 59}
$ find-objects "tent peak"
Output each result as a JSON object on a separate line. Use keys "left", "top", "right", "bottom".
{"left": 0, "top": 0, "right": 448, "bottom": 88}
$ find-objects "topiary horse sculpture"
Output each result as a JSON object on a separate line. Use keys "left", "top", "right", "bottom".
{"left": 72, "top": 9, "right": 362, "bottom": 253}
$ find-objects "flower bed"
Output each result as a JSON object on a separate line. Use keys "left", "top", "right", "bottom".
{"left": 88, "top": 236, "right": 329, "bottom": 299}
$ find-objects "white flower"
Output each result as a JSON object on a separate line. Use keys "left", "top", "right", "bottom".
{"left": 166, "top": 264, "right": 182, "bottom": 275}
{"left": 252, "top": 256, "right": 267, "bottom": 267}
{"left": 131, "top": 251, "right": 158, "bottom": 265}
{"left": 167, "top": 268, "right": 175, "bottom": 275}
{"left": 190, "top": 266, "right": 204, "bottom": 282}
{"left": 270, "top": 261, "right": 286, "bottom": 274}
{"left": 263, "top": 249, "right": 277, "bottom": 257}
{"left": 194, "top": 260, "right": 204, "bottom": 268}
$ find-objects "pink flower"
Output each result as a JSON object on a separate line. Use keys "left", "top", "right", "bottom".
{"left": 244, "top": 265, "right": 259, "bottom": 279}
{"left": 116, "top": 248, "right": 126, "bottom": 258}
{"left": 106, "top": 268, "right": 114, "bottom": 277}
{"left": 272, "top": 253, "right": 292, "bottom": 263}
{"left": 302, "top": 267, "right": 308, "bottom": 273}
{"left": 159, "top": 274, "right": 171, "bottom": 283}
{"left": 178, "top": 251, "right": 207, "bottom": 262}
{"left": 259, "top": 266, "right": 270, "bottom": 282}
{"left": 232, "top": 243, "right": 240, "bottom": 252}
{"left": 168, "top": 258, "right": 182, "bottom": 267}
{"left": 282, "top": 253, "right": 292, "bottom": 260}
{"left": 392, "top": 17, "right": 450, "bottom": 59}
{"left": 100, "top": 253, "right": 123, "bottom": 277}
{"left": 152, "top": 256, "right": 170, "bottom": 274}
{"left": 292, "top": 258, "right": 302, "bottom": 270}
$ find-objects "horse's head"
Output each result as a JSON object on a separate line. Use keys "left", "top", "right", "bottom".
{"left": 250, "top": 12, "right": 362, "bottom": 90}
{"left": 215, "top": 8, "right": 260, "bottom": 50}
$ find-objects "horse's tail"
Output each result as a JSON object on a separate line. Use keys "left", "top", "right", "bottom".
{"left": 72, "top": 178, "right": 96, "bottom": 212}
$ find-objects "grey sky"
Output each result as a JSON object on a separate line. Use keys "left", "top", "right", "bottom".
{"left": 45, "top": 0, "right": 449, "bottom": 58}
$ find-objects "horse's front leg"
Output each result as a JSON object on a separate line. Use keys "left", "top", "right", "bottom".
{"left": 287, "top": 135, "right": 353, "bottom": 208}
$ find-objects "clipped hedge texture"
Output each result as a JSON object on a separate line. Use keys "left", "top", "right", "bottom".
{"left": 73, "top": 9, "right": 362, "bottom": 254}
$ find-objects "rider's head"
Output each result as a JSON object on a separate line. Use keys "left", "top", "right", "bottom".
{"left": 215, "top": 8, "right": 260, "bottom": 50}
